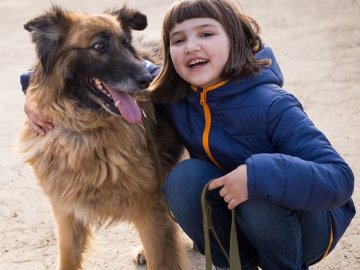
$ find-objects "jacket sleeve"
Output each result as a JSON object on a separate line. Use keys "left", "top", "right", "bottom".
{"left": 141, "top": 59, "right": 161, "bottom": 79}
{"left": 20, "top": 70, "right": 32, "bottom": 94}
{"left": 246, "top": 94, "right": 354, "bottom": 211}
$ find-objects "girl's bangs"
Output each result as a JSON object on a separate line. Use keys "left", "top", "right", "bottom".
{"left": 165, "top": 0, "right": 220, "bottom": 33}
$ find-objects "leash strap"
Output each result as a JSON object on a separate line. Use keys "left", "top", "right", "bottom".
{"left": 141, "top": 109, "right": 166, "bottom": 183}
{"left": 201, "top": 181, "right": 242, "bottom": 270}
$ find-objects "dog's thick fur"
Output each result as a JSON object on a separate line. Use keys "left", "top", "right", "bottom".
{"left": 19, "top": 5, "right": 187, "bottom": 270}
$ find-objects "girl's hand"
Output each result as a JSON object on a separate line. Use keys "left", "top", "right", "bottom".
{"left": 24, "top": 102, "right": 53, "bottom": 136}
{"left": 208, "top": 165, "right": 248, "bottom": 209}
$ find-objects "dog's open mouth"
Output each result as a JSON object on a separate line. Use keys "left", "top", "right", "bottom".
{"left": 88, "top": 78, "right": 142, "bottom": 124}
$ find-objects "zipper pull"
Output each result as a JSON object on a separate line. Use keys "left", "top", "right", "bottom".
{"left": 200, "top": 92, "right": 206, "bottom": 105}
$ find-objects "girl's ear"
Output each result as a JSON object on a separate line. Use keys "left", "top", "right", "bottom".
{"left": 24, "top": 5, "right": 70, "bottom": 75}
{"left": 115, "top": 5, "right": 148, "bottom": 31}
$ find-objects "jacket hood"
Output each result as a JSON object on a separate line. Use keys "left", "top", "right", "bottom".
{"left": 191, "top": 45, "right": 284, "bottom": 97}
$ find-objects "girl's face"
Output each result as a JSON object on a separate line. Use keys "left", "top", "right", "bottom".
{"left": 169, "top": 18, "right": 230, "bottom": 89}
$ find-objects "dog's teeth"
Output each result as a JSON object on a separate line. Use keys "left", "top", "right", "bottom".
{"left": 94, "top": 79, "right": 104, "bottom": 90}
{"left": 115, "top": 100, "right": 120, "bottom": 107}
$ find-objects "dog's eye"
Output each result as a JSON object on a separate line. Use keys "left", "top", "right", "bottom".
{"left": 92, "top": 42, "right": 107, "bottom": 52}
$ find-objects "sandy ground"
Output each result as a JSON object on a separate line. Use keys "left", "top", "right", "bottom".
{"left": 0, "top": 0, "right": 359, "bottom": 269}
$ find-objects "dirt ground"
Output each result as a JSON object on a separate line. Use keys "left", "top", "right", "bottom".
{"left": 1, "top": 0, "right": 359, "bottom": 269}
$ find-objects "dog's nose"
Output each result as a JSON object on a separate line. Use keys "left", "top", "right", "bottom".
{"left": 137, "top": 73, "right": 152, "bottom": 89}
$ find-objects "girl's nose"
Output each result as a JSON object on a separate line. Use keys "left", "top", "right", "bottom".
{"left": 185, "top": 39, "right": 201, "bottom": 54}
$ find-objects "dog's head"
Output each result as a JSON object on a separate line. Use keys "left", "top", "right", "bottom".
{"left": 25, "top": 5, "right": 153, "bottom": 123}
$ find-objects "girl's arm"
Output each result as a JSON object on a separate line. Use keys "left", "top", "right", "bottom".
{"left": 24, "top": 102, "right": 53, "bottom": 136}
{"left": 20, "top": 71, "right": 54, "bottom": 136}
{"left": 246, "top": 94, "right": 354, "bottom": 211}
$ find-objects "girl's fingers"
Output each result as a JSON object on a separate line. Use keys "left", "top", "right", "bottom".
{"left": 35, "top": 119, "right": 53, "bottom": 130}
{"left": 24, "top": 103, "right": 53, "bottom": 130}
{"left": 223, "top": 193, "right": 232, "bottom": 203}
{"left": 208, "top": 178, "right": 224, "bottom": 190}
{"left": 227, "top": 199, "right": 239, "bottom": 210}
{"left": 32, "top": 110, "right": 49, "bottom": 122}
{"left": 27, "top": 120, "right": 46, "bottom": 136}
{"left": 224, "top": 194, "right": 241, "bottom": 209}
{"left": 219, "top": 186, "right": 228, "bottom": 197}
{"left": 208, "top": 178, "right": 242, "bottom": 209}
{"left": 29, "top": 111, "right": 53, "bottom": 131}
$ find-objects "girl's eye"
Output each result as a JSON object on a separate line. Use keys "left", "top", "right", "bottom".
{"left": 201, "top": 32, "right": 214, "bottom": 38}
{"left": 171, "top": 38, "right": 185, "bottom": 46}
{"left": 92, "top": 42, "right": 107, "bottom": 52}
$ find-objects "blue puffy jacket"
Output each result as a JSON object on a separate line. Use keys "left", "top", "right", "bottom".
{"left": 159, "top": 46, "right": 355, "bottom": 251}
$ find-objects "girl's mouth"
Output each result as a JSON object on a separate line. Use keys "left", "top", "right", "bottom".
{"left": 188, "top": 59, "right": 209, "bottom": 69}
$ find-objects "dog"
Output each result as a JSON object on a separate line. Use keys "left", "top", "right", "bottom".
{"left": 18, "top": 5, "right": 188, "bottom": 270}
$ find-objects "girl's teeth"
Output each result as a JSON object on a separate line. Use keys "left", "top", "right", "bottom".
{"left": 189, "top": 59, "right": 208, "bottom": 67}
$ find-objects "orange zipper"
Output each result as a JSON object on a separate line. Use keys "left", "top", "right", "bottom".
{"left": 321, "top": 217, "right": 333, "bottom": 260}
{"left": 198, "top": 81, "right": 227, "bottom": 170}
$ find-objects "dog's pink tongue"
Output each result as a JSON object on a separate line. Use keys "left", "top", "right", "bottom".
{"left": 104, "top": 84, "right": 141, "bottom": 124}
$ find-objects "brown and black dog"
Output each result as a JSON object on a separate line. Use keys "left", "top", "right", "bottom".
{"left": 19, "top": 5, "right": 187, "bottom": 270}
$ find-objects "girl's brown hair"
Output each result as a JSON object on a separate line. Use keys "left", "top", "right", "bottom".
{"left": 151, "top": 0, "right": 270, "bottom": 103}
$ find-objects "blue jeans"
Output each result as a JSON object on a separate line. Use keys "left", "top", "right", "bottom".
{"left": 162, "top": 159, "right": 331, "bottom": 270}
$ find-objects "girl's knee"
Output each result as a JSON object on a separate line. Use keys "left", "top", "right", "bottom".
{"left": 236, "top": 200, "right": 297, "bottom": 241}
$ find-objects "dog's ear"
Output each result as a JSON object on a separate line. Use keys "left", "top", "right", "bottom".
{"left": 24, "top": 5, "right": 70, "bottom": 75}
{"left": 115, "top": 5, "right": 148, "bottom": 31}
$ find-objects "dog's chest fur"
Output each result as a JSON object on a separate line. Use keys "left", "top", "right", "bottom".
{"left": 20, "top": 113, "right": 160, "bottom": 224}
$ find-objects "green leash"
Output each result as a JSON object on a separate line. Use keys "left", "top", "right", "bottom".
{"left": 142, "top": 109, "right": 242, "bottom": 269}
{"left": 201, "top": 181, "right": 242, "bottom": 270}
{"left": 141, "top": 109, "right": 166, "bottom": 183}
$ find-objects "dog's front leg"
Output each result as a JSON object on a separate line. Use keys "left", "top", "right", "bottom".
{"left": 134, "top": 197, "right": 188, "bottom": 270}
{"left": 53, "top": 207, "right": 91, "bottom": 270}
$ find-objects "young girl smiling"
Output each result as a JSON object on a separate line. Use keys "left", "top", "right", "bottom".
{"left": 151, "top": 1, "right": 355, "bottom": 269}
{"left": 22, "top": 0, "right": 355, "bottom": 269}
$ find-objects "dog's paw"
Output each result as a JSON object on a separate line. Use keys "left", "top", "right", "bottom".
{"left": 134, "top": 249, "right": 147, "bottom": 265}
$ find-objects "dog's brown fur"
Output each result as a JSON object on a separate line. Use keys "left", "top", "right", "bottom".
{"left": 19, "top": 5, "right": 187, "bottom": 270}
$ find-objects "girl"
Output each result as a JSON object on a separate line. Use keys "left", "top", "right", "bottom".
{"left": 23, "top": 0, "right": 355, "bottom": 269}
